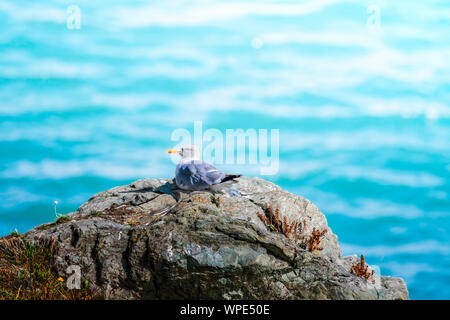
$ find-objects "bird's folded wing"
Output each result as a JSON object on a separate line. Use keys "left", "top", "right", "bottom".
{"left": 177, "top": 161, "right": 225, "bottom": 187}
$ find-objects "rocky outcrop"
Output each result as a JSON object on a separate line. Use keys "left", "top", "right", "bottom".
{"left": 19, "top": 176, "right": 408, "bottom": 300}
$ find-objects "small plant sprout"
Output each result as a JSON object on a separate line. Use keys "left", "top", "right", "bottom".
{"left": 54, "top": 200, "right": 59, "bottom": 218}
{"left": 53, "top": 200, "right": 70, "bottom": 223}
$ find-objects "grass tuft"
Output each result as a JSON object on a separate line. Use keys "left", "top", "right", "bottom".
{"left": 0, "top": 237, "right": 93, "bottom": 300}
{"left": 55, "top": 214, "right": 71, "bottom": 224}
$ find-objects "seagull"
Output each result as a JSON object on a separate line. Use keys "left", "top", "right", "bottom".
{"left": 148, "top": 145, "right": 241, "bottom": 218}
{"left": 168, "top": 145, "right": 241, "bottom": 191}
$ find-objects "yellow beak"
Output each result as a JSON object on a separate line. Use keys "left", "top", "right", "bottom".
{"left": 167, "top": 149, "right": 180, "bottom": 154}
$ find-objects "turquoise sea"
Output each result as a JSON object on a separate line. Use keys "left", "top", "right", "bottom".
{"left": 0, "top": 0, "right": 449, "bottom": 299}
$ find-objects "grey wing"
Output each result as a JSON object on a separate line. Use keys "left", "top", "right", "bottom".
{"left": 176, "top": 161, "right": 225, "bottom": 190}
{"left": 198, "top": 161, "right": 226, "bottom": 184}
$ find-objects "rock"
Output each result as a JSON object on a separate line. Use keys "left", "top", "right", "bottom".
{"left": 17, "top": 176, "right": 408, "bottom": 300}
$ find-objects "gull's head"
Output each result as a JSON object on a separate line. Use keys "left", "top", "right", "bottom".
{"left": 168, "top": 145, "right": 200, "bottom": 160}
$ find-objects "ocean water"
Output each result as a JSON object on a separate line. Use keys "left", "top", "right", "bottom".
{"left": 0, "top": 0, "right": 449, "bottom": 299}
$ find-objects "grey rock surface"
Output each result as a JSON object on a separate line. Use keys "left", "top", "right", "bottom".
{"left": 20, "top": 176, "right": 408, "bottom": 300}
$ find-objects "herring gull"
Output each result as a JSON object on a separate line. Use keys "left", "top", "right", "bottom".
{"left": 168, "top": 145, "right": 241, "bottom": 191}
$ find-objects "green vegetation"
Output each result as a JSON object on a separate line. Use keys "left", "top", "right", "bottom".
{"left": 0, "top": 235, "right": 92, "bottom": 300}
{"left": 9, "top": 230, "right": 21, "bottom": 238}
{"left": 55, "top": 214, "right": 71, "bottom": 224}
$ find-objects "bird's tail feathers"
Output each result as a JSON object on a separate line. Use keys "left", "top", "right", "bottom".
{"left": 221, "top": 174, "right": 242, "bottom": 183}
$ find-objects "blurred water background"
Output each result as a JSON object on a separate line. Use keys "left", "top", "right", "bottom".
{"left": 0, "top": 0, "right": 449, "bottom": 299}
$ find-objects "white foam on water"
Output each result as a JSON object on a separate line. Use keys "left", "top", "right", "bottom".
{"left": 106, "top": 0, "right": 342, "bottom": 28}
{"left": 380, "top": 262, "right": 437, "bottom": 282}
{"left": 280, "top": 130, "right": 449, "bottom": 151}
{"left": 340, "top": 240, "right": 450, "bottom": 257}
{"left": 0, "top": 156, "right": 173, "bottom": 180}
{"left": 0, "top": 187, "right": 46, "bottom": 209}
{"left": 327, "top": 166, "right": 445, "bottom": 187}
{"left": 0, "top": 2, "right": 66, "bottom": 23}
{"left": 319, "top": 197, "right": 424, "bottom": 219}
